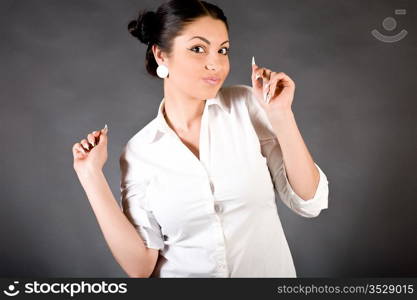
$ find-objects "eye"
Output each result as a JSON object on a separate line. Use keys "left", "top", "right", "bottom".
{"left": 219, "top": 47, "right": 230, "bottom": 55}
{"left": 189, "top": 46, "right": 205, "bottom": 53}
{"left": 189, "top": 46, "right": 230, "bottom": 56}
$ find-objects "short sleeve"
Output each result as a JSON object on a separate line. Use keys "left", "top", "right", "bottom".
{"left": 240, "top": 84, "right": 330, "bottom": 218}
{"left": 264, "top": 137, "right": 329, "bottom": 218}
{"left": 119, "top": 143, "right": 165, "bottom": 250}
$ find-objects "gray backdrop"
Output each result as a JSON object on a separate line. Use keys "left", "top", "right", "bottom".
{"left": 0, "top": 0, "right": 416, "bottom": 277}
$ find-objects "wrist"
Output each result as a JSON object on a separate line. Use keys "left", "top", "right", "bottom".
{"left": 76, "top": 166, "right": 103, "bottom": 180}
{"left": 267, "top": 109, "right": 294, "bottom": 126}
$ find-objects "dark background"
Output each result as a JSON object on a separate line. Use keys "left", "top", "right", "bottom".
{"left": 0, "top": 0, "right": 416, "bottom": 277}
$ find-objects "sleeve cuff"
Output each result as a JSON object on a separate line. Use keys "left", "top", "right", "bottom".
{"left": 121, "top": 184, "right": 165, "bottom": 251}
{"left": 282, "top": 162, "right": 329, "bottom": 218}
{"left": 134, "top": 207, "right": 166, "bottom": 250}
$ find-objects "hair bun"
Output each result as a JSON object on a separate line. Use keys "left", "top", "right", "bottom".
{"left": 128, "top": 10, "right": 157, "bottom": 45}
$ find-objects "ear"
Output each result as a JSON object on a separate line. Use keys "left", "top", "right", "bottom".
{"left": 152, "top": 44, "right": 168, "bottom": 65}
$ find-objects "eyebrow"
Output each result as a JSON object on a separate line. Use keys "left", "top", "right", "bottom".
{"left": 188, "top": 36, "right": 230, "bottom": 46}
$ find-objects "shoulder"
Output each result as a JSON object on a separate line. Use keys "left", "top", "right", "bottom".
{"left": 220, "top": 84, "right": 264, "bottom": 116}
{"left": 120, "top": 118, "right": 158, "bottom": 161}
{"left": 219, "top": 84, "right": 252, "bottom": 102}
{"left": 220, "top": 84, "right": 252, "bottom": 96}
{"left": 217, "top": 84, "right": 255, "bottom": 115}
{"left": 128, "top": 119, "right": 158, "bottom": 147}
{"left": 224, "top": 84, "right": 275, "bottom": 140}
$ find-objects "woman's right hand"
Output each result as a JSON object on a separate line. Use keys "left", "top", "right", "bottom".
{"left": 72, "top": 124, "right": 109, "bottom": 175}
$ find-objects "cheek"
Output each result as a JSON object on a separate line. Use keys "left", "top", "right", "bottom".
{"left": 219, "top": 57, "right": 230, "bottom": 74}
{"left": 224, "top": 61, "right": 230, "bottom": 76}
{"left": 172, "top": 56, "right": 200, "bottom": 77}
{"left": 170, "top": 54, "right": 230, "bottom": 85}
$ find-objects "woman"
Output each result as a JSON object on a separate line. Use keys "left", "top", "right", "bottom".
{"left": 72, "top": 0, "right": 329, "bottom": 278}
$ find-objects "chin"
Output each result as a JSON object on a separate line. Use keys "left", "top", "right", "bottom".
{"left": 206, "top": 88, "right": 220, "bottom": 99}
{"left": 191, "top": 82, "right": 222, "bottom": 100}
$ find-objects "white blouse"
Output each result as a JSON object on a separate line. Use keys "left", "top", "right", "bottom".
{"left": 119, "top": 84, "right": 329, "bottom": 278}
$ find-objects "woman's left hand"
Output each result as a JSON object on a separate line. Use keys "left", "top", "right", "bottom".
{"left": 251, "top": 57, "right": 296, "bottom": 119}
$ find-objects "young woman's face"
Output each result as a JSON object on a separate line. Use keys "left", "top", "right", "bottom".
{"left": 168, "top": 16, "right": 230, "bottom": 100}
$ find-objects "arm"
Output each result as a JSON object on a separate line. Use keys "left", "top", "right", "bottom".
{"left": 269, "top": 111, "right": 319, "bottom": 201}
{"left": 240, "top": 84, "right": 329, "bottom": 217}
{"left": 76, "top": 169, "right": 158, "bottom": 278}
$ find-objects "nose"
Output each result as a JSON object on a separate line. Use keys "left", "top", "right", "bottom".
{"left": 205, "top": 63, "right": 216, "bottom": 71}
{"left": 205, "top": 53, "right": 224, "bottom": 71}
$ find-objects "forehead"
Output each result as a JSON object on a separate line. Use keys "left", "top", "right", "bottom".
{"left": 176, "top": 16, "right": 229, "bottom": 43}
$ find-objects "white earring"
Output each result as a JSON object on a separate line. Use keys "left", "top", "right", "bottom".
{"left": 156, "top": 64, "right": 169, "bottom": 78}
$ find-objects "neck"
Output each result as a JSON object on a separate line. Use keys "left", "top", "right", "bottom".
{"left": 163, "top": 81, "right": 205, "bottom": 132}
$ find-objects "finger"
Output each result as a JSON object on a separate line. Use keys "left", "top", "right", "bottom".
{"left": 271, "top": 72, "right": 293, "bottom": 87}
{"left": 254, "top": 68, "right": 269, "bottom": 83}
{"left": 252, "top": 67, "right": 261, "bottom": 89}
{"left": 92, "top": 130, "right": 101, "bottom": 145}
{"left": 252, "top": 64, "right": 261, "bottom": 79}
{"left": 73, "top": 143, "right": 87, "bottom": 156}
{"left": 87, "top": 133, "right": 95, "bottom": 147}
{"left": 257, "top": 68, "right": 272, "bottom": 89}
{"left": 251, "top": 59, "right": 265, "bottom": 87}
{"left": 267, "top": 72, "right": 284, "bottom": 102}
{"left": 268, "top": 72, "right": 293, "bottom": 102}
{"left": 72, "top": 143, "right": 82, "bottom": 157}
{"left": 262, "top": 69, "right": 274, "bottom": 102}
{"left": 253, "top": 69, "right": 268, "bottom": 92}
{"left": 80, "top": 139, "right": 90, "bottom": 151}
{"left": 263, "top": 68, "right": 272, "bottom": 83}
{"left": 93, "top": 124, "right": 108, "bottom": 146}
{"left": 251, "top": 57, "right": 260, "bottom": 79}
{"left": 72, "top": 142, "right": 78, "bottom": 155}
{"left": 100, "top": 124, "right": 108, "bottom": 136}
{"left": 251, "top": 58, "right": 271, "bottom": 78}
{"left": 75, "top": 148, "right": 86, "bottom": 159}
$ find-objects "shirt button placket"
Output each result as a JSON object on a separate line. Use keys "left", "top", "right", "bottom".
{"left": 204, "top": 175, "right": 228, "bottom": 277}
{"left": 198, "top": 118, "right": 228, "bottom": 276}
{"left": 210, "top": 180, "right": 215, "bottom": 194}
{"left": 212, "top": 183, "right": 228, "bottom": 276}
{"left": 214, "top": 202, "right": 220, "bottom": 213}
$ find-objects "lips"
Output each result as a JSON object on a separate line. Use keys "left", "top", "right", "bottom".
{"left": 202, "top": 76, "right": 220, "bottom": 85}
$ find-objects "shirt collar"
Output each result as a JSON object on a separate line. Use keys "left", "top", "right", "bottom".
{"left": 145, "top": 89, "right": 230, "bottom": 144}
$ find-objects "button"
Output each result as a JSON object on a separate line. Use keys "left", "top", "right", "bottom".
{"left": 214, "top": 202, "right": 222, "bottom": 213}
{"left": 209, "top": 181, "right": 215, "bottom": 193}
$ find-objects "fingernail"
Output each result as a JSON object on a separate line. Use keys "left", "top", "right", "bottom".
{"left": 252, "top": 56, "right": 256, "bottom": 66}
{"left": 104, "top": 124, "right": 108, "bottom": 133}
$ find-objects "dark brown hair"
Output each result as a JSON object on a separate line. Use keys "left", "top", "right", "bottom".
{"left": 127, "top": 0, "right": 229, "bottom": 78}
